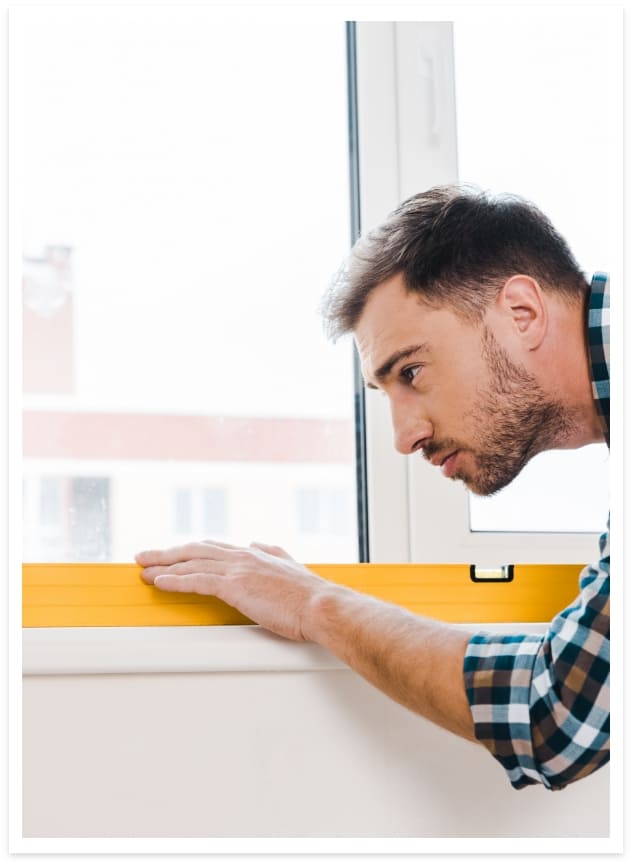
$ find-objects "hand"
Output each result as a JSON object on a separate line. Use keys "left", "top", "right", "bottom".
{"left": 137, "top": 540, "right": 476, "bottom": 742}
{"left": 136, "top": 540, "right": 332, "bottom": 642}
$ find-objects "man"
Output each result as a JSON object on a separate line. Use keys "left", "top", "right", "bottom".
{"left": 136, "top": 185, "right": 609, "bottom": 792}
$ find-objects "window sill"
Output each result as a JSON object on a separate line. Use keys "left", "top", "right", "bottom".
{"left": 22, "top": 621, "right": 548, "bottom": 676}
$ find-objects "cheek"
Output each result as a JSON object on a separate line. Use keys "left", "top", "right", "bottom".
{"left": 434, "top": 376, "right": 490, "bottom": 440}
{"left": 434, "top": 374, "right": 477, "bottom": 417}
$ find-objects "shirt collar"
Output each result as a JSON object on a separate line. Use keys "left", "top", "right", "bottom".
{"left": 587, "top": 272, "right": 610, "bottom": 445}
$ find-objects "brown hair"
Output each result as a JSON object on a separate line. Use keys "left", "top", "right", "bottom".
{"left": 321, "top": 185, "right": 588, "bottom": 340}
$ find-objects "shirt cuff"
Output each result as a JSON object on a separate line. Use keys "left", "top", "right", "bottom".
{"left": 464, "top": 632, "right": 550, "bottom": 790}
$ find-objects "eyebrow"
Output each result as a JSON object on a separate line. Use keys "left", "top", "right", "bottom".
{"left": 365, "top": 343, "right": 430, "bottom": 389}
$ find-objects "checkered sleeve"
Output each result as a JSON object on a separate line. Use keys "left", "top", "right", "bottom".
{"left": 463, "top": 525, "right": 610, "bottom": 790}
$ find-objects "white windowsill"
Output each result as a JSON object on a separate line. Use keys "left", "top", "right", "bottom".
{"left": 22, "top": 622, "right": 548, "bottom": 676}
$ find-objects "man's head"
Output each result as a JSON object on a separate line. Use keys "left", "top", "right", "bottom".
{"left": 322, "top": 185, "right": 587, "bottom": 337}
{"left": 322, "top": 185, "right": 599, "bottom": 496}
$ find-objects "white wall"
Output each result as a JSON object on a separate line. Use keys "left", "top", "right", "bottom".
{"left": 22, "top": 626, "right": 609, "bottom": 841}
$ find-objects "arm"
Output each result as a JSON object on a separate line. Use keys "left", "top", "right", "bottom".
{"left": 136, "top": 541, "right": 476, "bottom": 743}
{"left": 306, "top": 583, "right": 476, "bottom": 741}
{"left": 137, "top": 533, "right": 610, "bottom": 789}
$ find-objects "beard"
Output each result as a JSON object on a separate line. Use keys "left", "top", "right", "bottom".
{"left": 426, "top": 328, "right": 581, "bottom": 496}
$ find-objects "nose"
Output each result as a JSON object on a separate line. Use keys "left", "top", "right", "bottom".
{"left": 389, "top": 394, "right": 433, "bottom": 455}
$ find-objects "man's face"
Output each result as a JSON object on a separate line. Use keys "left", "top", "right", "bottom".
{"left": 354, "top": 273, "right": 572, "bottom": 496}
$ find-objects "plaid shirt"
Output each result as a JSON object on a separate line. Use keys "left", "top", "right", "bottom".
{"left": 463, "top": 273, "right": 610, "bottom": 791}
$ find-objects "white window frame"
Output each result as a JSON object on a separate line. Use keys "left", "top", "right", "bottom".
{"left": 355, "top": 21, "right": 603, "bottom": 566}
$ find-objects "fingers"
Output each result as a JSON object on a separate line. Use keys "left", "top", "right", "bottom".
{"left": 153, "top": 573, "right": 218, "bottom": 595}
{"left": 140, "top": 559, "right": 227, "bottom": 585}
{"left": 136, "top": 541, "right": 231, "bottom": 567}
{"left": 136, "top": 540, "right": 295, "bottom": 568}
{"left": 136, "top": 539, "right": 298, "bottom": 596}
{"left": 136, "top": 545, "right": 194, "bottom": 567}
{"left": 249, "top": 541, "right": 293, "bottom": 560}
{"left": 201, "top": 539, "right": 241, "bottom": 549}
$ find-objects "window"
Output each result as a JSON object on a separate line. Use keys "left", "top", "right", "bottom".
{"left": 17, "top": 11, "right": 620, "bottom": 570}
{"left": 453, "top": 15, "right": 613, "bottom": 537}
{"left": 352, "top": 16, "right": 619, "bottom": 563}
{"left": 297, "top": 488, "right": 353, "bottom": 536}
{"left": 23, "top": 475, "right": 111, "bottom": 561}
{"left": 468, "top": 448, "right": 609, "bottom": 534}
{"left": 173, "top": 487, "right": 226, "bottom": 539}
{"left": 19, "top": 7, "right": 359, "bottom": 564}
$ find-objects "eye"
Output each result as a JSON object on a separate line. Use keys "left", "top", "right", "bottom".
{"left": 401, "top": 364, "right": 423, "bottom": 384}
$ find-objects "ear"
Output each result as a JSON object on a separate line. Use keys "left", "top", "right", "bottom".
{"left": 489, "top": 275, "right": 548, "bottom": 351}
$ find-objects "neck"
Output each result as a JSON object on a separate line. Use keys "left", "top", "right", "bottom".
{"left": 541, "top": 295, "right": 606, "bottom": 449}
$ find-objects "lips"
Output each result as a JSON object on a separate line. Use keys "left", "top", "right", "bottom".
{"left": 428, "top": 449, "right": 456, "bottom": 467}
{"left": 440, "top": 451, "right": 459, "bottom": 478}
{"left": 424, "top": 446, "right": 460, "bottom": 477}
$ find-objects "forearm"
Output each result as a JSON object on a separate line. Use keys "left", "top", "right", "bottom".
{"left": 138, "top": 541, "right": 478, "bottom": 743}
{"left": 304, "top": 583, "right": 477, "bottom": 742}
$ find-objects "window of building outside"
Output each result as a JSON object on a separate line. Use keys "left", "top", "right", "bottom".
{"left": 173, "top": 488, "right": 227, "bottom": 539}
{"left": 297, "top": 487, "right": 354, "bottom": 537}
{"left": 21, "top": 8, "right": 359, "bottom": 565}
{"left": 453, "top": 16, "right": 612, "bottom": 535}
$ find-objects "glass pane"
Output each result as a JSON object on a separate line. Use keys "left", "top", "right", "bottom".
{"left": 453, "top": 17, "right": 613, "bottom": 534}
{"left": 173, "top": 489, "right": 193, "bottom": 536}
{"left": 202, "top": 489, "right": 226, "bottom": 537}
{"left": 469, "top": 445, "right": 609, "bottom": 533}
{"left": 70, "top": 478, "right": 111, "bottom": 561}
{"left": 21, "top": 8, "right": 357, "bottom": 563}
